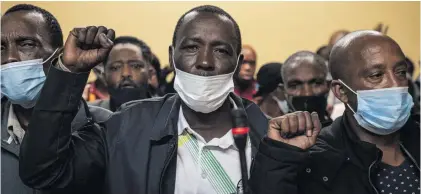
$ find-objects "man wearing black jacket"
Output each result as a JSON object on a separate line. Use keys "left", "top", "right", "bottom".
{"left": 250, "top": 31, "right": 420, "bottom": 194}
{"left": 1, "top": 4, "right": 111, "bottom": 194}
{"left": 19, "top": 5, "right": 268, "bottom": 194}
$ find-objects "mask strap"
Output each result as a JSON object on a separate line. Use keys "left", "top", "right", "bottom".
{"left": 338, "top": 79, "right": 357, "bottom": 95}
{"left": 345, "top": 103, "right": 357, "bottom": 114}
{"left": 42, "top": 47, "right": 61, "bottom": 65}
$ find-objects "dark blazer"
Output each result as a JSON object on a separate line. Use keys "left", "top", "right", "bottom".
{"left": 19, "top": 66, "right": 269, "bottom": 194}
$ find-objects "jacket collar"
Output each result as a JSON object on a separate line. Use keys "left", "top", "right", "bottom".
{"left": 308, "top": 113, "right": 420, "bottom": 189}
{"left": 149, "top": 93, "right": 268, "bottom": 155}
{"left": 1, "top": 100, "right": 20, "bottom": 157}
{"left": 316, "top": 113, "right": 420, "bottom": 173}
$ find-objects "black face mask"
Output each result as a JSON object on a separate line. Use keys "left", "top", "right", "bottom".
{"left": 108, "top": 85, "right": 149, "bottom": 111}
{"left": 289, "top": 94, "right": 328, "bottom": 119}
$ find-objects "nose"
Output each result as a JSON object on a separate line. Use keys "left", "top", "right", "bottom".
{"left": 121, "top": 64, "right": 132, "bottom": 78}
{"left": 2, "top": 45, "right": 20, "bottom": 65}
{"left": 386, "top": 70, "right": 404, "bottom": 88}
{"left": 301, "top": 84, "right": 314, "bottom": 96}
{"left": 195, "top": 47, "right": 215, "bottom": 71}
{"left": 242, "top": 63, "right": 252, "bottom": 72}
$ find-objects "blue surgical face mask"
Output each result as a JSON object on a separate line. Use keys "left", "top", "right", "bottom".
{"left": 339, "top": 79, "right": 414, "bottom": 135}
{"left": 1, "top": 49, "right": 58, "bottom": 109}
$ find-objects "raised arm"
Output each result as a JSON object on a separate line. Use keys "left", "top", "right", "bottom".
{"left": 19, "top": 26, "right": 115, "bottom": 193}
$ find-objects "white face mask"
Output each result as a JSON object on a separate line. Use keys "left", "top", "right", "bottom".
{"left": 172, "top": 51, "right": 239, "bottom": 113}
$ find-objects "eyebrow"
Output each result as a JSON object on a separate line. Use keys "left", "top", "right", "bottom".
{"left": 394, "top": 60, "right": 408, "bottom": 68}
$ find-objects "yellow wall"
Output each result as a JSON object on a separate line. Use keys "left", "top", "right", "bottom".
{"left": 2, "top": 1, "right": 420, "bottom": 76}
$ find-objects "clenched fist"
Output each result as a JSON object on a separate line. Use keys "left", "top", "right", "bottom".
{"left": 62, "top": 26, "right": 115, "bottom": 72}
{"left": 268, "top": 111, "right": 321, "bottom": 150}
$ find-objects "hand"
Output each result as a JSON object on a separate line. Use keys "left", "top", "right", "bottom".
{"left": 62, "top": 26, "right": 115, "bottom": 72}
{"left": 268, "top": 111, "right": 322, "bottom": 150}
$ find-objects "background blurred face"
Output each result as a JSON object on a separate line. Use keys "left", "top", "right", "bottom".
{"left": 336, "top": 37, "right": 408, "bottom": 109}
{"left": 171, "top": 12, "right": 240, "bottom": 76}
{"left": 1, "top": 11, "right": 55, "bottom": 72}
{"left": 284, "top": 61, "right": 329, "bottom": 97}
{"left": 105, "top": 43, "right": 149, "bottom": 89}
{"left": 239, "top": 46, "right": 256, "bottom": 80}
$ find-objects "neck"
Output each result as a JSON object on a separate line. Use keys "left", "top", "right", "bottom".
{"left": 345, "top": 110, "right": 405, "bottom": 166}
{"left": 12, "top": 104, "right": 32, "bottom": 130}
{"left": 182, "top": 99, "right": 233, "bottom": 142}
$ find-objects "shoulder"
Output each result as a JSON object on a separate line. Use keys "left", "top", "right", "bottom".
{"left": 88, "top": 99, "right": 105, "bottom": 106}
{"left": 88, "top": 105, "right": 113, "bottom": 123}
{"left": 117, "top": 94, "right": 176, "bottom": 113}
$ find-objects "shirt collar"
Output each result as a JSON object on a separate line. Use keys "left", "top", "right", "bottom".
{"left": 177, "top": 97, "right": 249, "bottom": 150}
{"left": 7, "top": 105, "right": 25, "bottom": 144}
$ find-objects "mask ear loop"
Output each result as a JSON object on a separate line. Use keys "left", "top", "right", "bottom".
{"left": 337, "top": 79, "right": 357, "bottom": 114}
{"left": 42, "top": 47, "right": 63, "bottom": 65}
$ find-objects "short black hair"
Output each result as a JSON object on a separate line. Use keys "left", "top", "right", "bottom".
{"left": 105, "top": 36, "right": 152, "bottom": 64}
{"left": 282, "top": 51, "right": 328, "bottom": 84}
{"left": 172, "top": 5, "right": 242, "bottom": 55}
{"left": 5, "top": 4, "right": 63, "bottom": 48}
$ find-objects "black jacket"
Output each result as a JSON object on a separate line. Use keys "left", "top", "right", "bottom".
{"left": 1, "top": 98, "right": 111, "bottom": 194}
{"left": 19, "top": 66, "right": 269, "bottom": 194}
{"left": 89, "top": 99, "right": 112, "bottom": 111}
{"left": 250, "top": 114, "right": 420, "bottom": 194}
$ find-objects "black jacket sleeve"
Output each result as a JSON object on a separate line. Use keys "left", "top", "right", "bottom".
{"left": 19, "top": 65, "right": 107, "bottom": 193}
{"left": 249, "top": 137, "right": 309, "bottom": 194}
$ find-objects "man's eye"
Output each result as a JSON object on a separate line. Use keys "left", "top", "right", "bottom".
{"left": 183, "top": 45, "right": 198, "bottom": 53}
{"left": 215, "top": 48, "right": 229, "bottom": 55}
{"left": 19, "top": 40, "right": 36, "bottom": 49}
{"left": 368, "top": 72, "right": 383, "bottom": 80}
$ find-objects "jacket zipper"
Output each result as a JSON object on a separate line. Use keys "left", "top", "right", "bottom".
{"left": 400, "top": 143, "right": 420, "bottom": 170}
{"left": 368, "top": 152, "right": 381, "bottom": 194}
{"left": 159, "top": 139, "right": 177, "bottom": 194}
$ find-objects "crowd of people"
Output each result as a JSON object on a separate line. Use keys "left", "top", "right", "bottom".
{"left": 1, "top": 3, "right": 420, "bottom": 194}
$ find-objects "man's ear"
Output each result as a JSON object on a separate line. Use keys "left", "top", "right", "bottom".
{"left": 168, "top": 45, "right": 174, "bottom": 70}
{"left": 331, "top": 80, "right": 349, "bottom": 104}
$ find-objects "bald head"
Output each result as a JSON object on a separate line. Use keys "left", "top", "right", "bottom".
{"left": 282, "top": 51, "right": 329, "bottom": 96}
{"left": 282, "top": 51, "right": 328, "bottom": 84}
{"left": 242, "top": 45, "right": 257, "bottom": 61}
{"left": 329, "top": 30, "right": 405, "bottom": 83}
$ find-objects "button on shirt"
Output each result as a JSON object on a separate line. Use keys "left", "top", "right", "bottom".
{"left": 175, "top": 107, "right": 252, "bottom": 194}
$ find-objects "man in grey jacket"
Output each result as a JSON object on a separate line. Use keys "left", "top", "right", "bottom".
{"left": 1, "top": 4, "right": 111, "bottom": 194}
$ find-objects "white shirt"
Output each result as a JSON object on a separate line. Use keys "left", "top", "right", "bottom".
{"left": 175, "top": 107, "right": 252, "bottom": 194}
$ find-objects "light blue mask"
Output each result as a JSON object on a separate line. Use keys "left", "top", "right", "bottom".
{"left": 1, "top": 59, "right": 47, "bottom": 109}
{"left": 339, "top": 79, "right": 414, "bottom": 135}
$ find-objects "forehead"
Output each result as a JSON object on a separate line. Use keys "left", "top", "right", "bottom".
{"left": 242, "top": 47, "right": 256, "bottom": 60}
{"left": 176, "top": 11, "right": 237, "bottom": 45}
{"left": 285, "top": 60, "right": 326, "bottom": 81}
{"left": 108, "top": 43, "right": 143, "bottom": 59}
{"left": 358, "top": 38, "right": 404, "bottom": 65}
{"left": 1, "top": 11, "right": 50, "bottom": 42}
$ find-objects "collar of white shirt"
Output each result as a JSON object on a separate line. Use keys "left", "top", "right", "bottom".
{"left": 177, "top": 98, "right": 248, "bottom": 150}
{"left": 7, "top": 104, "right": 25, "bottom": 144}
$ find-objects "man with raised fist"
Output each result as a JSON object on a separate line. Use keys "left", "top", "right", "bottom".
{"left": 19, "top": 5, "right": 268, "bottom": 194}
{"left": 250, "top": 31, "right": 420, "bottom": 194}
